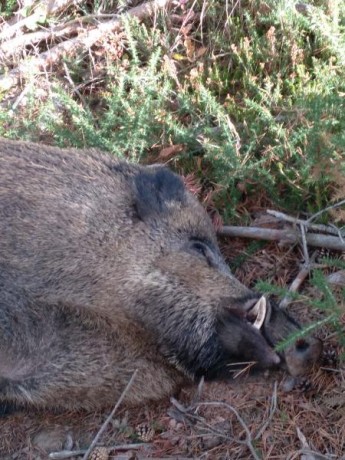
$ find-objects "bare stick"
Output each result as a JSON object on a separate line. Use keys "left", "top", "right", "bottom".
{"left": 81, "top": 370, "right": 138, "bottom": 460}
{"left": 171, "top": 398, "right": 260, "bottom": 460}
{"left": 219, "top": 226, "right": 296, "bottom": 242}
{"left": 0, "top": 13, "right": 122, "bottom": 59}
{"left": 193, "top": 402, "right": 260, "bottom": 460}
{"left": 170, "top": 397, "right": 234, "bottom": 440}
{"left": 49, "top": 443, "right": 146, "bottom": 459}
{"left": 218, "top": 226, "right": 345, "bottom": 251}
{"left": 307, "top": 198, "right": 345, "bottom": 223}
{"left": 0, "top": 0, "right": 84, "bottom": 41}
{"left": 255, "top": 381, "right": 278, "bottom": 440}
{"left": 329, "top": 223, "right": 345, "bottom": 244}
{"left": 267, "top": 209, "right": 345, "bottom": 237}
{"left": 0, "top": 0, "right": 172, "bottom": 92}
{"left": 62, "top": 61, "right": 87, "bottom": 106}
{"left": 279, "top": 251, "right": 319, "bottom": 309}
{"left": 299, "top": 223, "right": 309, "bottom": 266}
{"left": 0, "top": 22, "right": 86, "bottom": 59}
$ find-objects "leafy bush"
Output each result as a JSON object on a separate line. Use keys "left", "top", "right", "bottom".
{"left": 1, "top": 0, "right": 344, "bottom": 219}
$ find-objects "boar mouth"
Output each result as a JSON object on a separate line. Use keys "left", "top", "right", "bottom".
{"left": 246, "top": 296, "right": 268, "bottom": 330}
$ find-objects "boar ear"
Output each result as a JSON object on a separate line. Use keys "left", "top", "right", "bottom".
{"left": 134, "top": 167, "right": 186, "bottom": 219}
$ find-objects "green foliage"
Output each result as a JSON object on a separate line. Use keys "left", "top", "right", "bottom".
{"left": 2, "top": 0, "right": 344, "bottom": 220}
{"left": 257, "top": 269, "right": 344, "bottom": 357}
{"left": 274, "top": 315, "right": 335, "bottom": 353}
{"left": 0, "top": 0, "right": 18, "bottom": 17}
{"left": 310, "top": 270, "right": 345, "bottom": 354}
{"left": 255, "top": 280, "right": 300, "bottom": 301}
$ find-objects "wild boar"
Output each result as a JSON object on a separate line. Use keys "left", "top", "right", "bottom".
{"left": 0, "top": 139, "right": 321, "bottom": 411}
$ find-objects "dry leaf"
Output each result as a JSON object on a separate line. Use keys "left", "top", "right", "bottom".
{"left": 195, "top": 47, "right": 207, "bottom": 59}
{"left": 158, "top": 144, "right": 184, "bottom": 160}
{"left": 184, "top": 38, "right": 195, "bottom": 61}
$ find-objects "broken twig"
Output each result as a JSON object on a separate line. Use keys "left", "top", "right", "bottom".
{"left": 0, "top": 0, "right": 172, "bottom": 92}
{"left": 266, "top": 210, "right": 345, "bottom": 237}
{"left": 49, "top": 443, "right": 146, "bottom": 459}
{"left": 279, "top": 251, "right": 319, "bottom": 309}
{"left": 170, "top": 397, "right": 260, "bottom": 460}
{"left": 81, "top": 369, "right": 138, "bottom": 460}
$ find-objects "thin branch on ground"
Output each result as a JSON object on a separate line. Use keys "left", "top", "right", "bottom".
{"left": 299, "top": 222, "right": 310, "bottom": 266}
{"left": 279, "top": 251, "right": 319, "bottom": 309}
{"left": 266, "top": 210, "right": 345, "bottom": 237}
{"left": 62, "top": 61, "right": 87, "bottom": 106}
{"left": 329, "top": 223, "right": 345, "bottom": 244}
{"left": 81, "top": 369, "right": 138, "bottom": 460}
{"left": 0, "top": 13, "right": 124, "bottom": 59}
{"left": 170, "top": 397, "right": 260, "bottom": 460}
{"left": 307, "top": 199, "right": 345, "bottom": 223}
{"left": 169, "top": 397, "right": 234, "bottom": 441}
{"left": 193, "top": 402, "right": 261, "bottom": 460}
{"left": 0, "top": 21, "right": 86, "bottom": 59}
{"left": 49, "top": 443, "right": 146, "bottom": 459}
{"left": 218, "top": 226, "right": 345, "bottom": 251}
{"left": 0, "top": 0, "right": 172, "bottom": 92}
{"left": 255, "top": 381, "right": 278, "bottom": 440}
{"left": 0, "top": 0, "right": 83, "bottom": 41}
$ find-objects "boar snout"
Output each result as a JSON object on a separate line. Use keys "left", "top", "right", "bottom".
{"left": 260, "top": 300, "right": 323, "bottom": 376}
{"left": 284, "top": 337, "right": 323, "bottom": 377}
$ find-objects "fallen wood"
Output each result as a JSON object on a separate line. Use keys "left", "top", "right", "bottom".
{"left": 81, "top": 370, "right": 138, "bottom": 460}
{"left": 279, "top": 251, "right": 318, "bottom": 309}
{"left": 0, "top": 21, "right": 85, "bottom": 59}
{"left": 218, "top": 226, "right": 345, "bottom": 252}
{"left": 267, "top": 209, "right": 345, "bottom": 238}
{"left": 0, "top": 0, "right": 84, "bottom": 41}
{"left": 49, "top": 443, "right": 147, "bottom": 459}
{"left": 0, "top": 0, "right": 172, "bottom": 92}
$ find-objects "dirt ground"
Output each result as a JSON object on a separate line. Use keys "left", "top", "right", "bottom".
{"left": 0, "top": 241, "right": 344, "bottom": 460}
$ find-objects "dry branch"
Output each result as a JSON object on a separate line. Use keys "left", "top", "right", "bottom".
{"left": 49, "top": 443, "right": 146, "bottom": 459}
{"left": 0, "top": 0, "right": 84, "bottom": 41}
{"left": 81, "top": 370, "right": 138, "bottom": 460}
{"left": 279, "top": 251, "right": 319, "bottom": 309}
{"left": 170, "top": 397, "right": 261, "bottom": 460}
{"left": 254, "top": 381, "right": 278, "bottom": 440}
{"left": 218, "top": 226, "right": 345, "bottom": 252}
{"left": 267, "top": 210, "right": 345, "bottom": 237}
{"left": 0, "top": 0, "right": 172, "bottom": 92}
{"left": 0, "top": 21, "right": 84, "bottom": 59}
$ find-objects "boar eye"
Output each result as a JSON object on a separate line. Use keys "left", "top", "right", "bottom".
{"left": 188, "top": 239, "right": 215, "bottom": 266}
{"left": 191, "top": 241, "right": 208, "bottom": 257}
{"left": 185, "top": 239, "right": 230, "bottom": 274}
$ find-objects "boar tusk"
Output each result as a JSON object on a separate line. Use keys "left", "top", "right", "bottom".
{"left": 251, "top": 296, "right": 267, "bottom": 330}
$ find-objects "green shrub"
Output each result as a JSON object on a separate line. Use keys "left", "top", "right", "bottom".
{"left": 1, "top": 0, "right": 345, "bottom": 219}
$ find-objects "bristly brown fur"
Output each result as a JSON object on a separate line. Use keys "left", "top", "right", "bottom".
{"left": 0, "top": 139, "right": 321, "bottom": 411}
